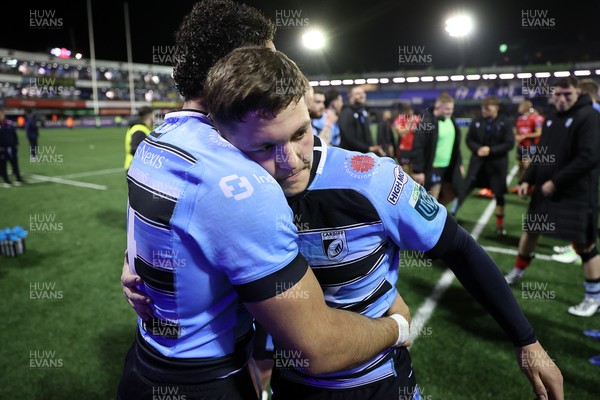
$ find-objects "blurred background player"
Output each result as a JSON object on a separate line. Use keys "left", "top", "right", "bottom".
{"left": 25, "top": 109, "right": 40, "bottom": 162}
{"left": 551, "top": 78, "right": 600, "bottom": 265}
{"left": 412, "top": 93, "right": 464, "bottom": 206}
{"left": 339, "top": 86, "right": 385, "bottom": 156}
{"left": 123, "top": 106, "right": 153, "bottom": 170}
{"left": 376, "top": 109, "right": 396, "bottom": 158}
{"left": 459, "top": 96, "right": 514, "bottom": 236}
{"left": 511, "top": 100, "right": 543, "bottom": 192}
{"left": 312, "top": 89, "right": 344, "bottom": 146}
{"left": 504, "top": 77, "right": 600, "bottom": 318}
{"left": 393, "top": 104, "right": 419, "bottom": 176}
{"left": 0, "top": 109, "right": 23, "bottom": 187}
{"left": 309, "top": 88, "right": 340, "bottom": 146}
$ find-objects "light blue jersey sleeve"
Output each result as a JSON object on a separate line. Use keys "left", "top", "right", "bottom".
{"left": 187, "top": 168, "right": 307, "bottom": 302}
{"left": 364, "top": 158, "right": 447, "bottom": 252}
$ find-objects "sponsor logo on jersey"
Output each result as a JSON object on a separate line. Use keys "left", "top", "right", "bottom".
{"left": 387, "top": 166, "right": 407, "bottom": 205}
{"left": 344, "top": 155, "right": 380, "bottom": 179}
{"left": 409, "top": 184, "right": 439, "bottom": 221}
{"left": 321, "top": 230, "right": 348, "bottom": 261}
{"left": 135, "top": 143, "right": 166, "bottom": 169}
{"left": 219, "top": 174, "right": 254, "bottom": 200}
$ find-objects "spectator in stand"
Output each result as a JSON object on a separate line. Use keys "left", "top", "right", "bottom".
{"left": 510, "top": 100, "right": 543, "bottom": 193}
{"left": 459, "top": 96, "right": 514, "bottom": 236}
{"left": 412, "top": 93, "right": 464, "bottom": 206}
{"left": 309, "top": 88, "right": 338, "bottom": 146}
{"left": 0, "top": 109, "right": 24, "bottom": 187}
{"left": 377, "top": 109, "right": 396, "bottom": 158}
{"left": 393, "top": 105, "right": 420, "bottom": 176}
{"left": 339, "top": 86, "right": 385, "bottom": 156}
{"left": 25, "top": 110, "right": 40, "bottom": 161}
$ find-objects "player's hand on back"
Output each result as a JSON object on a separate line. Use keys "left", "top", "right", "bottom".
{"left": 121, "top": 253, "right": 154, "bottom": 320}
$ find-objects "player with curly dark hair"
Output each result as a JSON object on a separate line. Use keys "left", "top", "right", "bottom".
{"left": 172, "top": 0, "right": 275, "bottom": 101}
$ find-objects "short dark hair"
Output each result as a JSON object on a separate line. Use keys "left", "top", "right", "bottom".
{"left": 551, "top": 76, "right": 579, "bottom": 89}
{"left": 324, "top": 89, "right": 340, "bottom": 108}
{"left": 172, "top": 0, "right": 276, "bottom": 100}
{"left": 137, "top": 106, "right": 153, "bottom": 118}
{"left": 204, "top": 47, "right": 309, "bottom": 130}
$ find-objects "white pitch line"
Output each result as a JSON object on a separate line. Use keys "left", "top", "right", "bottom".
{"left": 409, "top": 165, "right": 519, "bottom": 343}
{"left": 483, "top": 245, "right": 554, "bottom": 261}
{"left": 27, "top": 173, "right": 107, "bottom": 190}
{"left": 55, "top": 167, "right": 123, "bottom": 179}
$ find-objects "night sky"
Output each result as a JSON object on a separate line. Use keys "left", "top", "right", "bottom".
{"left": 2, "top": 0, "right": 599, "bottom": 77}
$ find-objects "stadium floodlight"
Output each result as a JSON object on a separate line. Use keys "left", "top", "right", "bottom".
{"left": 319, "top": 80, "right": 331, "bottom": 86}
{"left": 421, "top": 76, "right": 434, "bottom": 82}
{"left": 535, "top": 72, "right": 551, "bottom": 78}
{"left": 75, "top": 53, "right": 82, "bottom": 59}
{"left": 466, "top": 74, "right": 481, "bottom": 80}
{"left": 487, "top": 73, "right": 497, "bottom": 79}
{"left": 330, "top": 80, "right": 342, "bottom": 86}
{"left": 445, "top": 14, "right": 474, "bottom": 37}
{"left": 517, "top": 73, "right": 532, "bottom": 79}
{"left": 366, "top": 78, "right": 379, "bottom": 84}
{"left": 451, "top": 75, "right": 465, "bottom": 81}
{"left": 309, "top": 81, "right": 319, "bottom": 86}
{"left": 392, "top": 77, "right": 405, "bottom": 83}
{"left": 435, "top": 76, "right": 449, "bottom": 82}
{"left": 379, "top": 78, "right": 390, "bottom": 84}
{"left": 499, "top": 73, "right": 514, "bottom": 80}
{"left": 596, "top": 69, "right": 600, "bottom": 75}
{"left": 574, "top": 70, "right": 591, "bottom": 76}
{"left": 406, "top": 77, "right": 420, "bottom": 83}
{"left": 554, "top": 71, "right": 570, "bottom": 77}
{"left": 342, "top": 79, "right": 354, "bottom": 85}
{"left": 354, "top": 78, "right": 367, "bottom": 84}
{"left": 302, "top": 29, "right": 326, "bottom": 50}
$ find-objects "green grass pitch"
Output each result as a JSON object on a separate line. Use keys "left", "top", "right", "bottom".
{"left": 0, "top": 127, "right": 598, "bottom": 399}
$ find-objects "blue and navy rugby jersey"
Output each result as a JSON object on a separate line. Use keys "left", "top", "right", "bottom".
{"left": 279, "top": 137, "right": 447, "bottom": 388}
{"left": 126, "top": 110, "right": 306, "bottom": 376}
{"left": 311, "top": 113, "right": 341, "bottom": 146}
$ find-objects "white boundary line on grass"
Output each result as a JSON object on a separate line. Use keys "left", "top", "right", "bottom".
{"left": 483, "top": 245, "right": 554, "bottom": 261}
{"left": 27, "top": 173, "right": 108, "bottom": 191}
{"left": 25, "top": 167, "right": 123, "bottom": 190}
{"left": 408, "top": 165, "right": 519, "bottom": 343}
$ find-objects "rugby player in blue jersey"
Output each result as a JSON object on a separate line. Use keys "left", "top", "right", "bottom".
{"left": 124, "top": 46, "right": 564, "bottom": 399}
{"left": 117, "top": 2, "right": 412, "bottom": 399}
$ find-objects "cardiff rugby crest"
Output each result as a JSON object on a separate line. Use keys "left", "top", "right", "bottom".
{"left": 321, "top": 230, "right": 348, "bottom": 261}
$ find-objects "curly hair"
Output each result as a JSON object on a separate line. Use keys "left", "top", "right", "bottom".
{"left": 172, "top": 0, "right": 276, "bottom": 100}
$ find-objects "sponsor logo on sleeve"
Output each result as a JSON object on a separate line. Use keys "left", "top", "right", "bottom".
{"left": 344, "top": 155, "right": 381, "bottom": 179}
{"left": 387, "top": 166, "right": 408, "bottom": 205}
{"left": 219, "top": 175, "right": 254, "bottom": 200}
{"left": 408, "top": 185, "right": 440, "bottom": 221}
{"left": 321, "top": 230, "right": 348, "bottom": 261}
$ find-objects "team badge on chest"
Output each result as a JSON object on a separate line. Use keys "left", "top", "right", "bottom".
{"left": 321, "top": 230, "right": 349, "bottom": 261}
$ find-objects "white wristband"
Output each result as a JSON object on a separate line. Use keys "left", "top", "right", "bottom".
{"left": 388, "top": 314, "right": 410, "bottom": 347}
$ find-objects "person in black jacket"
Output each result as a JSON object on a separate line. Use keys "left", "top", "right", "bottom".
{"left": 339, "top": 86, "right": 385, "bottom": 156}
{"left": 0, "top": 109, "right": 23, "bottom": 187}
{"left": 25, "top": 110, "right": 40, "bottom": 161}
{"left": 504, "top": 77, "right": 600, "bottom": 318}
{"left": 412, "top": 92, "right": 464, "bottom": 206}
{"left": 459, "top": 96, "right": 514, "bottom": 235}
